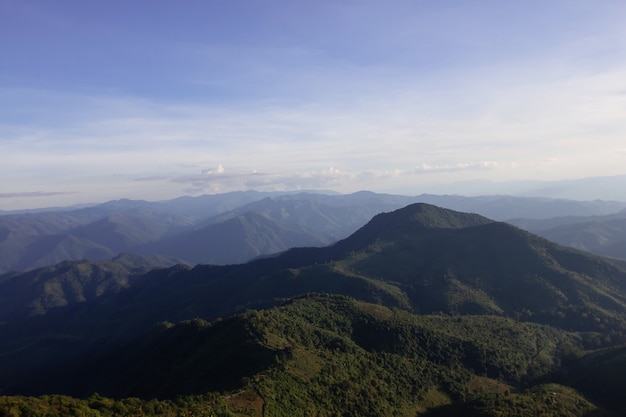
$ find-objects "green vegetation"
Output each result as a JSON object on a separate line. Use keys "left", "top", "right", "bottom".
{"left": 0, "top": 253, "right": 181, "bottom": 323}
{"left": 422, "top": 384, "right": 611, "bottom": 417}
{"left": 0, "top": 393, "right": 233, "bottom": 417}
{"left": 0, "top": 294, "right": 620, "bottom": 416}
{"left": 3, "top": 203, "right": 626, "bottom": 416}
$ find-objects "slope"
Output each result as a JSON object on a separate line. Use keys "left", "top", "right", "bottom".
{"left": 5, "top": 295, "right": 615, "bottom": 417}
{"left": 0, "top": 253, "right": 181, "bottom": 323}
{"left": 318, "top": 204, "right": 626, "bottom": 337}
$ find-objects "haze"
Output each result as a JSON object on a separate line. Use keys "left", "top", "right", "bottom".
{"left": 2, "top": 1, "right": 626, "bottom": 210}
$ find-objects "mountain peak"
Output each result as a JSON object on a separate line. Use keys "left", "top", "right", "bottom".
{"left": 335, "top": 203, "right": 493, "bottom": 251}
{"left": 382, "top": 203, "right": 493, "bottom": 229}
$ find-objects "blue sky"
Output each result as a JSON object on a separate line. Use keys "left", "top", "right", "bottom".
{"left": 2, "top": 1, "right": 626, "bottom": 209}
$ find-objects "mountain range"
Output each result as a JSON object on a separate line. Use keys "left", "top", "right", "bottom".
{"left": 509, "top": 210, "right": 626, "bottom": 261}
{"left": 3, "top": 202, "right": 626, "bottom": 415}
{"left": 3, "top": 190, "right": 626, "bottom": 275}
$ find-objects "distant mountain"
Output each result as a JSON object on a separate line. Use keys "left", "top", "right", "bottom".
{"left": 0, "top": 208, "right": 193, "bottom": 273}
{"left": 426, "top": 174, "right": 626, "bottom": 202}
{"left": 415, "top": 194, "right": 626, "bottom": 220}
{"left": 71, "top": 209, "right": 194, "bottom": 250}
{"left": 0, "top": 191, "right": 417, "bottom": 273}
{"left": 0, "top": 191, "right": 298, "bottom": 273}
{"left": 154, "top": 189, "right": 312, "bottom": 218}
{"left": 203, "top": 191, "right": 419, "bottom": 238}
{"left": 144, "top": 211, "right": 333, "bottom": 265}
{"left": 3, "top": 190, "right": 626, "bottom": 275}
{"left": 509, "top": 210, "right": 626, "bottom": 260}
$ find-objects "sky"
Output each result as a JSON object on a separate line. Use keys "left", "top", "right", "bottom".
{"left": 2, "top": 0, "right": 626, "bottom": 210}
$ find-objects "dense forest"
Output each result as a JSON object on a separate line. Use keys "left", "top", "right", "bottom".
{"left": 2, "top": 202, "right": 626, "bottom": 416}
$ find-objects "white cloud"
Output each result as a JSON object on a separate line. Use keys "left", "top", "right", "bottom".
{"left": 202, "top": 164, "right": 225, "bottom": 175}
{"left": 415, "top": 162, "right": 500, "bottom": 174}
{"left": 2, "top": 2, "right": 626, "bottom": 209}
{"left": 0, "top": 191, "right": 77, "bottom": 199}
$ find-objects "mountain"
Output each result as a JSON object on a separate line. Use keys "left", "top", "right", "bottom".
{"left": 4, "top": 204, "right": 626, "bottom": 387}
{"left": 6, "top": 203, "right": 626, "bottom": 334}
{"left": 425, "top": 173, "right": 626, "bottom": 202}
{"left": 0, "top": 191, "right": 300, "bottom": 274}
{"left": 202, "top": 191, "right": 418, "bottom": 240}
{"left": 3, "top": 190, "right": 626, "bottom": 274}
{"left": 508, "top": 211, "right": 626, "bottom": 261}
{"left": 540, "top": 218, "right": 626, "bottom": 260}
{"left": 0, "top": 206, "right": 194, "bottom": 274}
{"left": 144, "top": 211, "right": 333, "bottom": 265}
{"left": 0, "top": 253, "right": 181, "bottom": 323}
{"left": 324, "top": 205, "right": 626, "bottom": 326}
{"left": 71, "top": 210, "right": 194, "bottom": 249}
{"left": 3, "top": 203, "right": 626, "bottom": 414}
{"left": 416, "top": 194, "right": 626, "bottom": 220}
{"left": 0, "top": 191, "right": 384, "bottom": 274}
{"left": 155, "top": 189, "right": 315, "bottom": 218}
{"left": 0, "top": 190, "right": 418, "bottom": 274}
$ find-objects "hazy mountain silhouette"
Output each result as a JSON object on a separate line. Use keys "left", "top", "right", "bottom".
{"left": 509, "top": 210, "right": 626, "bottom": 260}
{"left": 144, "top": 211, "right": 333, "bottom": 265}
{"left": 3, "top": 191, "right": 626, "bottom": 274}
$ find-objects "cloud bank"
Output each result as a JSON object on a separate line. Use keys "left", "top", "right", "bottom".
{"left": 1, "top": 1, "right": 626, "bottom": 209}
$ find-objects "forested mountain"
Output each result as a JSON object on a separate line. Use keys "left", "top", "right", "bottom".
{"left": 0, "top": 253, "right": 180, "bottom": 323}
{"left": 3, "top": 203, "right": 626, "bottom": 415}
{"left": 3, "top": 190, "right": 626, "bottom": 275}
{"left": 14, "top": 296, "right": 593, "bottom": 409}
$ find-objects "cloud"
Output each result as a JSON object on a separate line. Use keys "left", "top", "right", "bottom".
{"left": 171, "top": 163, "right": 506, "bottom": 196}
{"left": 414, "top": 161, "right": 500, "bottom": 174}
{"left": 0, "top": 191, "right": 77, "bottom": 199}
{"left": 201, "top": 164, "right": 225, "bottom": 175}
{"left": 134, "top": 176, "right": 169, "bottom": 182}
{"left": 173, "top": 166, "right": 357, "bottom": 195}
{"left": 2, "top": 1, "right": 626, "bottom": 210}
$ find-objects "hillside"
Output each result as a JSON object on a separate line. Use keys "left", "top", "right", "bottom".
{"left": 0, "top": 253, "right": 181, "bottom": 323}
{"left": 326, "top": 205, "right": 626, "bottom": 335}
{"left": 1, "top": 295, "right": 617, "bottom": 416}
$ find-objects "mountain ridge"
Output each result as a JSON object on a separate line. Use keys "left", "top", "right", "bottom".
{"left": 3, "top": 202, "right": 626, "bottom": 414}
{"left": 3, "top": 191, "right": 626, "bottom": 274}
